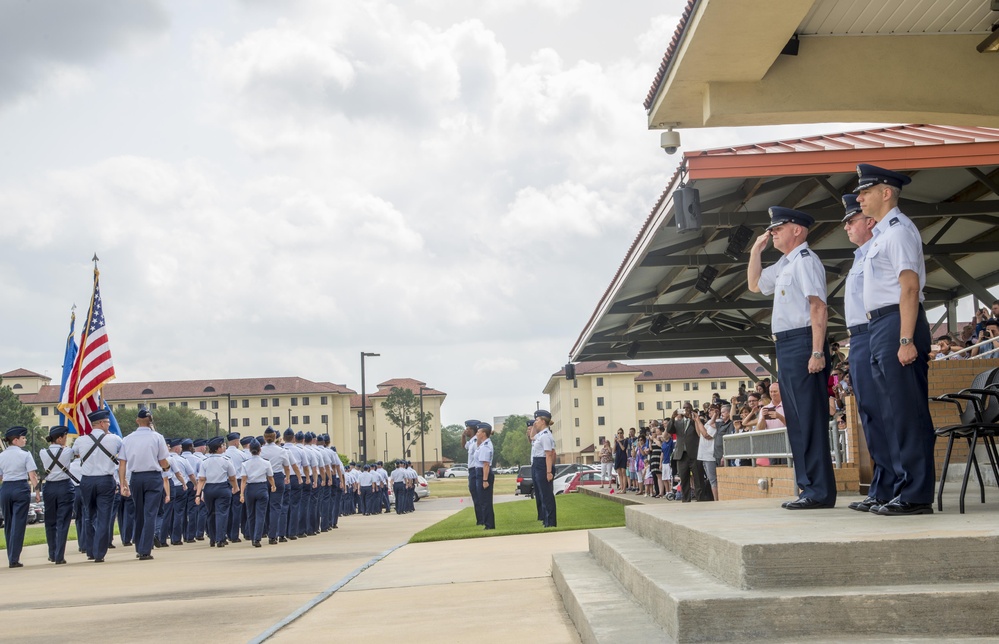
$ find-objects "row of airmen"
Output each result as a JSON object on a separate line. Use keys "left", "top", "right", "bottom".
{"left": 0, "top": 407, "right": 418, "bottom": 568}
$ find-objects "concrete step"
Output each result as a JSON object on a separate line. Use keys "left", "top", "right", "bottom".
{"left": 624, "top": 499, "right": 999, "bottom": 589}
{"left": 552, "top": 551, "right": 669, "bottom": 644}
{"left": 586, "top": 526, "right": 999, "bottom": 642}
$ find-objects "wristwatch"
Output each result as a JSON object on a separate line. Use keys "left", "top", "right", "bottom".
{"left": 900, "top": 337, "right": 912, "bottom": 346}
{"left": 811, "top": 351, "right": 823, "bottom": 359}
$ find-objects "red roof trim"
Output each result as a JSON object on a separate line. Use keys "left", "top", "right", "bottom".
{"left": 644, "top": 0, "right": 699, "bottom": 112}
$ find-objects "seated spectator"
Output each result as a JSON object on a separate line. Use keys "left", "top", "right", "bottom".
{"left": 933, "top": 334, "right": 965, "bottom": 360}
{"left": 972, "top": 320, "right": 999, "bottom": 358}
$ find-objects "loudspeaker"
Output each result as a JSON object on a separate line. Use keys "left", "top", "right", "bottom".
{"left": 564, "top": 363, "right": 576, "bottom": 380}
{"left": 674, "top": 186, "right": 701, "bottom": 233}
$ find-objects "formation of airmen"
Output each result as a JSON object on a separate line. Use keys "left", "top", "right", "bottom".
{"left": 0, "top": 406, "right": 420, "bottom": 568}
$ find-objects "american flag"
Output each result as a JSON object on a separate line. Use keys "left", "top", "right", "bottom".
{"left": 58, "top": 268, "right": 116, "bottom": 435}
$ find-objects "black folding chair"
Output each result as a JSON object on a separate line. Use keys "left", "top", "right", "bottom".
{"left": 932, "top": 367, "right": 999, "bottom": 513}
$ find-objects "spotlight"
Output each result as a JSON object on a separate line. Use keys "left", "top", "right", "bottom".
{"left": 694, "top": 265, "right": 719, "bottom": 293}
{"left": 626, "top": 341, "right": 641, "bottom": 359}
{"left": 564, "top": 363, "right": 576, "bottom": 380}
{"left": 724, "top": 225, "right": 753, "bottom": 261}
{"left": 649, "top": 314, "right": 670, "bottom": 335}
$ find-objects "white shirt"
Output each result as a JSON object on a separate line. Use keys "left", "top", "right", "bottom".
{"left": 532, "top": 428, "right": 555, "bottom": 457}
{"left": 697, "top": 422, "right": 717, "bottom": 462}
{"left": 0, "top": 444, "right": 36, "bottom": 481}
{"left": 40, "top": 444, "right": 75, "bottom": 482}
{"left": 477, "top": 439, "right": 494, "bottom": 466}
{"left": 225, "top": 445, "right": 246, "bottom": 477}
{"left": 844, "top": 241, "right": 871, "bottom": 327}
{"left": 758, "top": 242, "right": 827, "bottom": 333}
{"left": 72, "top": 429, "right": 122, "bottom": 476}
{"left": 199, "top": 454, "right": 237, "bottom": 484}
{"left": 242, "top": 455, "right": 274, "bottom": 483}
{"left": 260, "top": 442, "right": 290, "bottom": 475}
{"left": 862, "top": 207, "right": 925, "bottom": 312}
{"left": 358, "top": 470, "right": 374, "bottom": 486}
{"left": 118, "top": 427, "right": 168, "bottom": 474}
{"left": 390, "top": 467, "right": 407, "bottom": 484}
{"left": 466, "top": 437, "right": 478, "bottom": 467}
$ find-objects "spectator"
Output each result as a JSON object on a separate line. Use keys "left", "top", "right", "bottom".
{"left": 971, "top": 320, "right": 999, "bottom": 358}
{"left": 932, "top": 334, "right": 965, "bottom": 360}
{"left": 613, "top": 429, "right": 628, "bottom": 493}
{"left": 829, "top": 341, "right": 846, "bottom": 368}
{"left": 648, "top": 428, "right": 664, "bottom": 498}
{"left": 714, "top": 405, "right": 734, "bottom": 470}
{"left": 756, "top": 383, "right": 786, "bottom": 466}
{"left": 743, "top": 393, "right": 762, "bottom": 428}
{"left": 961, "top": 323, "right": 976, "bottom": 347}
{"left": 695, "top": 406, "right": 719, "bottom": 501}
{"left": 667, "top": 404, "right": 700, "bottom": 502}
{"left": 597, "top": 439, "right": 613, "bottom": 489}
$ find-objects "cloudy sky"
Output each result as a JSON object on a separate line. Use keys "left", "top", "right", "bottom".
{"left": 0, "top": 0, "right": 882, "bottom": 425}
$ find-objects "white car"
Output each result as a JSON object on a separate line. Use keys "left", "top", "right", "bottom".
{"left": 553, "top": 470, "right": 578, "bottom": 495}
{"left": 388, "top": 476, "right": 431, "bottom": 507}
{"left": 444, "top": 466, "right": 469, "bottom": 478}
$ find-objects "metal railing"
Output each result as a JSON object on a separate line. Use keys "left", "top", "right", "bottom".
{"left": 722, "top": 424, "right": 848, "bottom": 466}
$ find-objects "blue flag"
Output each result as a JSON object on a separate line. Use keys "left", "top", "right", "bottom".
{"left": 58, "top": 312, "right": 79, "bottom": 435}
{"left": 104, "top": 398, "right": 122, "bottom": 437}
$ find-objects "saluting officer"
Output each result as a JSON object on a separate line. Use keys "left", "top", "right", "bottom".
{"left": 0, "top": 426, "right": 40, "bottom": 568}
{"left": 464, "top": 420, "right": 482, "bottom": 525}
{"left": 531, "top": 410, "right": 558, "bottom": 527}
{"left": 194, "top": 436, "right": 238, "bottom": 547}
{"left": 39, "top": 425, "right": 77, "bottom": 565}
{"left": 73, "top": 409, "right": 123, "bottom": 562}
{"left": 118, "top": 408, "right": 170, "bottom": 561}
{"left": 840, "top": 194, "right": 896, "bottom": 513}
{"left": 476, "top": 423, "right": 496, "bottom": 530}
{"left": 748, "top": 207, "right": 836, "bottom": 509}
{"left": 855, "top": 163, "right": 935, "bottom": 516}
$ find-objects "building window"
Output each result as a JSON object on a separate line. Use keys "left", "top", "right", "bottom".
{"left": 656, "top": 402, "right": 663, "bottom": 411}
{"left": 573, "top": 380, "right": 578, "bottom": 388}
{"left": 666, "top": 401, "right": 673, "bottom": 409}
{"left": 321, "top": 414, "right": 329, "bottom": 425}
{"left": 118, "top": 404, "right": 125, "bottom": 410}
{"left": 655, "top": 383, "right": 662, "bottom": 392}
{"left": 272, "top": 398, "right": 279, "bottom": 407}
{"left": 169, "top": 402, "right": 176, "bottom": 408}
{"left": 694, "top": 400, "right": 700, "bottom": 408}
{"left": 684, "top": 383, "right": 690, "bottom": 391}
{"left": 41, "top": 407, "right": 49, "bottom": 416}
{"left": 200, "top": 401, "right": 207, "bottom": 410}
{"left": 181, "top": 401, "right": 188, "bottom": 408}
{"left": 320, "top": 396, "right": 328, "bottom": 405}
{"left": 150, "top": 403, "right": 157, "bottom": 410}
{"left": 242, "top": 418, "right": 250, "bottom": 427}
{"left": 302, "top": 397, "right": 310, "bottom": 405}
{"left": 230, "top": 399, "right": 237, "bottom": 409}
{"left": 596, "top": 377, "right": 604, "bottom": 386}
{"left": 638, "top": 402, "right": 644, "bottom": 411}
{"left": 242, "top": 400, "right": 249, "bottom": 408}
{"left": 261, "top": 398, "right": 268, "bottom": 407}
{"left": 637, "top": 384, "right": 644, "bottom": 393}
{"left": 574, "top": 398, "right": 579, "bottom": 408}
{"left": 273, "top": 417, "right": 280, "bottom": 426}
{"left": 230, "top": 418, "right": 238, "bottom": 428}
{"left": 212, "top": 400, "right": 219, "bottom": 409}
{"left": 574, "top": 418, "right": 580, "bottom": 427}
{"left": 291, "top": 397, "right": 298, "bottom": 406}
{"left": 692, "top": 382, "right": 699, "bottom": 391}
{"left": 575, "top": 437, "right": 580, "bottom": 447}
{"left": 303, "top": 416, "right": 310, "bottom": 424}
{"left": 261, "top": 417, "right": 268, "bottom": 426}
{"left": 665, "top": 383, "right": 671, "bottom": 392}
{"left": 597, "top": 416, "right": 605, "bottom": 426}
{"left": 711, "top": 382, "right": 717, "bottom": 390}
{"left": 720, "top": 381, "right": 727, "bottom": 390}
{"left": 291, "top": 416, "right": 299, "bottom": 425}
{"left": 596, "top": 397, "right": 604, "bottom": 406}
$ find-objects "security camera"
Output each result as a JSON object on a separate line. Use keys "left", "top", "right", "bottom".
{"left": 661, "top": 129, "right": 681, "bottom": 155}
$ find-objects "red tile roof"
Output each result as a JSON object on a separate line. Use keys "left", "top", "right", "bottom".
{"left": 643, "top": 0, "right": 698, "bottom": 112}
{"left": 350, "top": 379, "right": 446, "bottom": 409}
{"left": 17, "top": 376, "right": 356, "bottom": 404}
{"left": 2, "top": 368, "right": 49, "bottom": 379}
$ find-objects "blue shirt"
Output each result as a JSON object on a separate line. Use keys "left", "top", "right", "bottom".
{"left": 862, "top": 207, "right": 925, "bottom": 312}
{"left": 844, "top": 241, "right": 871, "bottom": 327}
{"left": 532, "top": 428, "right": 555, "bottom": 456}
{"left": 225, "top": 445, "right": 246, "bottom": 476}
{"left": 477, "top": 438, "right": 494, "bottom": 466}
{"left": 242, "top": 455, "right": 274, "bottom": 483}
{"left": 0, "top": 444, "right": 36, "bottom": 481}
{"left": 119, "top": 427, "right": 168, "bottom": 474}
{"left": 72, "top": 429, "right": 123, "bottom": 476}
{"left": 39, "top": 445, "right": 75, "bottom": 482}
{"left": 758, "top": 242, "right": 827, "bottom": 332}
{"left": 260, "top": 442, "right": 290, "bottom": 475}
{"left": 466, "top": 437, "right": 478, "bottom": 467}
{"left": 199, "top": 454, "right": 236, "bottom": 484}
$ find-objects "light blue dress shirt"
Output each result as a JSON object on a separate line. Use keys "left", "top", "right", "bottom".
{"left": 845, "top": 241, "right": 871, "bottom": 327}
{"left": 757, "top": 242, "right": 827, "bottom": 333}
{"left": 862, "top": 207, "right": 926, "bottom": 312}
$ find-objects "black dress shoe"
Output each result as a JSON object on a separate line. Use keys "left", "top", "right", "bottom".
{"left": 153, "top": 538, "right": 162, "bottom": 548}
{"left": 217, "top": 541, "right": 228, "bottom": 548}
{"left": 780, "top": 498, "right": 799, "bottom": 508}
{"left": 252, "top": 541, "right": 261, "bottom": 548}
{"left": 784, "top": 497, "right": 834, "bottom": 510}
{"left": 877, "top": 500, "right": 934, "bottom": 516}
{"left": 230, "top": 538, "right": 242, "bottom": 543}
{"left": 279, "top": 537, "right": 288, "bottom": 543}
{"left": 138, "top": 554, "right": 154, "bottom": 561}
{"left": 288, "top": 535, "right": 297, "bottom": 540}
{"left": 869, "top": 496, "right": 896, "bottom": 513}
{"left": 848, "top": 496, "right": 879, "bottom": 512}
{"left": 94, "top": 558, "right": 105, "bottom": 563}
{"left": 87, "top": 555, "right": 95, "bottom": 560}
{"left": 9, "top": 562, "right": 23, "bottom": 568}
{"left": 108, "top": 543, "right": 116, "bottom": 549}
{"left": 209, "top": 540, "right": 215, "bottom": 547}
{"left": 122, "top": 541, "right": 133, "bottom": 547}
{"left": 55, "top": 559, "right": 67, "bottom": 565}
{"left": 195, "top": 536, "right": 205, "bottom": 541}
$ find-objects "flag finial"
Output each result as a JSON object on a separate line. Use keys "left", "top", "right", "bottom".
{"left": 92, "top": 253, "right": 99, "bottom": 264}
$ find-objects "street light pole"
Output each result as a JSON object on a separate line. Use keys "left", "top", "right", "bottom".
{"left": 360, "top": 351, "right": 380, "bottom": 462}
{"left": 419, "top": 386, "right": 426, "bottom": 474}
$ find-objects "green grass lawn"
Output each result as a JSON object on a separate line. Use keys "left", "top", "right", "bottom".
{"left": 427, "top": 473, "right": 518, "bottom": 498}
{"left": 0, "top": 523, "right": 81, "bottom": 550}
{"left": 410, "top": 493, "right": 625, "bottom": 543}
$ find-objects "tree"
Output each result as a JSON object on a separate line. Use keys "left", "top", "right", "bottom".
{"left": 380, "top": 387, "right": 433, "bottom": 459}
{"left": 114, "top": 405, "right": 214, "bottom": 440}
{"left": 500, "top": 414, "right": 531, "bottom": 466}
{"left": 440, "top": 423, "right": 465, "bottom": 462}
{"left": 490, "top": 425, "right": 507, "bottom": 465}
{"left": 0, "top": 382, "right": 45, "bottom": 469}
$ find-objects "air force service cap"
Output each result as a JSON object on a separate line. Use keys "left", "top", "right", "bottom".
{"left": 534, "top": 409, "right": 552, "bottom": 421}
{"left": 766, "top": 207, "right": 814, "bottom": 231}
{"left": 856, "top": 163, "right": 912, "bottom": 192}
{"left": 88, "top": 409, "right": 111, "bottom": 422}
{"left": 464, "top": 419, "right": 481, "bottom": 427}
{"left": 841, "top": 193, "right": 862, "bottom": 221}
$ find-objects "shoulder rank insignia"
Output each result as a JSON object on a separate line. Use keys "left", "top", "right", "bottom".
{"left": 889, "top": 217, "right": 899, "bottom": 226}
{"left": 800, "top": 249, "right": 810, "bottom": 257}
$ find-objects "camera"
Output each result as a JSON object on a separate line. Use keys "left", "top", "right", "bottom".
{"left": 660, "top": 129, "right": 681, "bottom": 155}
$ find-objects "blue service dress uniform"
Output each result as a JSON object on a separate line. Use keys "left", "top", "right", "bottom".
{"left": 242, "top": 453, "right": 274, "bottom": 545}
{"left": 758, "top": 239, "right": 837, "bottom": 507}
{"left": 72, "top": 427, "right": 123, "bottom": 561}
{"left": 39, "top": 439, "right": 77, "bottom": 564}
{"left": 476, "top": 437, "right": 496, "bottom": 530}
{"left": 466, "top": 435, "right": 482, "bottom": 525}
{"left": 198, "top": 450, "right": 237, "bottom": 547}
{"left": 118, "top": 425, "right": 170, "bottom": 557}
{"left": 532, "top": 425, "right": 558, "bottom": 527}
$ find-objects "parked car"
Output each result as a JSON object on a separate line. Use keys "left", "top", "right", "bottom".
{"left": 436, "top": 467, "right": 447, "bottom": 478}
{"left": 387, "top": 476, "right": 431, "bottom": 507}
{"left": 444, "top": 465, "right": 468, "bottom": 478}
{"left": 517, "top": 463, "right": 598, "bottom": 497}
{"left": 560, "top": 471, "right": 605, "bottom": 494}
{"left": 26, "top": 501, "right": 44, "bottom": 524}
